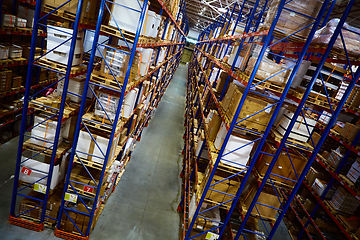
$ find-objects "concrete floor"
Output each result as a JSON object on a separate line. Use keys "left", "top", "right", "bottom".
{"left": 0, "top": 64, "right": 187, "bottom": 240}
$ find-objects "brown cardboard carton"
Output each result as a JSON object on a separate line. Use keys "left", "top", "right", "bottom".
{"left": 339, "top": 122, "right": 360, "bottom": 143}
{"left": 208, "top": 112, "right": 222, "bottom": 142}
{"left": 255, "top": 142, "right": 307, "bottom": 187}
{"left": 243, "top": 185, "right": 282, "bottom": 220}
{"left": 225, "top": 83, "right": 274, "bottom": 133}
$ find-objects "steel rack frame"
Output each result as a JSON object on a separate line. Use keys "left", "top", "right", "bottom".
{"left": 53, "top": 0, "right": 187, "bottom": 239}
{"left": 9, "top": 0, "right": 87, "bottom": 231}
{"left": 181, "top": 0, "right": 351, "bottom": 239}
{"left": 238, "top": 1, "right": 360, "bottom": 240}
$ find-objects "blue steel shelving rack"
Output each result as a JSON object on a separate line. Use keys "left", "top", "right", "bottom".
{"left": 8, "top": 0, "right": 188, "bottom": 238}
{"left": 53, "top": 0, "right": 188, "bottom": 239}
{"left": 9, "top": 0, "right": 87, "bottom": 231}
{"left": 181, "top": 0, "right": 360, "bottom": 239}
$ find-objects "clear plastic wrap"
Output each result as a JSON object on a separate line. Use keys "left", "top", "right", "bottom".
{"left": 245, "top": 56, "right": 291, "bottom": 85}
{"left": 312, "top": 18, "right": 360, "bottom": 58}
{"left": 262, "top": 0, "right": 323, "bottom": 39}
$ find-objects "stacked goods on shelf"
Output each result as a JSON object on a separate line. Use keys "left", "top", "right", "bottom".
{"left": 18, "top": 6, "right": 34, "bottom": 28}
{"left": 255, "top": 142, "right": 307, "bottom": 187}
{"left": 346, "top": 158, "right": 360, "bottom": 183}
{"left": 2, "top": 14, "right": 16, "bottom": 27}
{"left": 55, "top": 75, "right": 86, "bottom": 103}
{"left": 0, "top": 68, "right": 12, "bottom": 92}
{"left": 94, "top": 88, "right": 139, "bottom": 121}
{"left": 19, "top": 151, "right": 69, "bottom": 191}
{"left": 91, "top": 45, "right": 141, "bottom": 89}
{"left": 328, "top": 186, "right": 360, "bottom": 214}
{"left": 29, "top": 113, "right": 66, "bottom": 148}
{"left": 42, "top": 0, "right": 100, "bottom": 25}
{"left": 246, "top": 56, "right": 292, "bottom": 85}
{"left": 274, "top": 108, "right": 316, "bottom": 143}
{"left": 262, "top": 0, "right": 324, "bottom": 39}
{"left": 299, "top": 62, "right": 345, "bottom": 100}
{"left": 46, "top": 25, "right": 84, "bottom": 66}
{"left": 222, "top": 81, "right": 275, "bottom": 133}
{"left": 312, "top": 18, "right": 360, "bottom": 57}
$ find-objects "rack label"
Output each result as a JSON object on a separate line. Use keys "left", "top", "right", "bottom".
{"left": 205, "top": 232, "right": 219, "bottom": 240}
{"left": 21, "top": 167, "right": 32, "bottom": 176}
{"left": 65, "top": 193, "right": 78, "bottom": 203}
{"left": 83, "top": 185, "right": 94, "bottom": 193}
{"left": 34, "top": 183, "right": 47, "bottom": 194}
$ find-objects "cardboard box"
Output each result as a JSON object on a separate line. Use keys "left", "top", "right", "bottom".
{"left": 276, "top": 109, "right": 316, "bottom": 142}
{"left": 262, "top": 0, "right": 324, "bottom": 39}
{"left": 224, "top": 82, "right": 275, "bottom": 133}
{"left": 109, "top": 0, "right": 149, "bottom": 35}
{"left": 346, "top": 158, "right": 360, "bottom": 183}
{"left": 19, "top": 151, "right": 67, "bottom": 190}
{"left": 339, "top": 122, "right": 360, "bottom": 143}
{"left": 214, "top": 123, "right": 255, "bottom": 168}
{"left": 69, "top": 165, "right": 109, "bottom": 197}
{"left": 197, "top": 172, "right": 240, "bottom": 206}
{"left": 243, "top": 185, "right": 282, "bottom": 220}
{"left": 246, "top": 56, "right": 291, "bottom": 85}
{"left": 46, "top": 26, "right": 84, "bottom": 66}
{"left": 2, "top": 14, "right": 16, "bottom": 27}
{"left": 94, "top": 88, "right": 139, "bottom": 121}
{"left": 42, "top": 0, "right": 99, "bottom": 23}
{"left": 76, "top": 130, "right": 119, "bottom": 165}
{"left": 30, "top": 114, "right": 64, "bottom": 148}
{"left": 256, "top": 142, "right": 307, "bottom": 187}
{"left": 9, "top": 45, "right": 22, "bottom": 59}
{"left": 305, "top": 167, "right": 321, "bottom": 186}
{"left": 207, "top": 111, "right": 222, "bottom": 142}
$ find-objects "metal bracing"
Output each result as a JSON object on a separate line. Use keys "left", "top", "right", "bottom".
{"left": 9, "top": 0, "right": 86, "bottom": 231}
{"left": 180, "top": 0, "right": 360, "bottom": 239}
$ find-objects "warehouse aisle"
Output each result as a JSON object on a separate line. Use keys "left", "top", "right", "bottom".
{"left": 0, "top": 64, "right": 187, "bottom": 240}
{"left": 90, "top": 64, "right": 187, "bottom": 239}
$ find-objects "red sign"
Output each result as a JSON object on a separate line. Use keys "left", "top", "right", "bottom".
{"left": 83, "top": 185, "right": 94, "bottom": 193}
{"left": 21, "top": 167, "right": 32, "bottom": 176}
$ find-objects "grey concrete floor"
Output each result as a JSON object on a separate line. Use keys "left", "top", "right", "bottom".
{"left": 0, "top": 64, "right": 187, "bottom": 239}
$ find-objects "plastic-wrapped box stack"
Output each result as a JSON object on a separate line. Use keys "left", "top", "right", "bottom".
{"left": 329, "top": 186, "right": 360, "bottom": 214}
{"left": 312, "top": 18, "right": 360, "bottom": 58}
{"left": 262, "top": 0, "right": 324, "bottom": 39}
{"left": 94, "top": 88, "right": 139, "bottom": 121}
{"left": 346, "top": 159, "right": 360, "bottom": 183}
{"left": 56, "top": 75, "right": 85, "bottom": 103}
{"left": 46, "top": 25, "right": 84, "bottom": 66}
{"left": 275, "top": 109, "right": 316, "bottom": 142}
{"left": 30, "top": 113, "right": 65, "bottom": 148}
{"left": 0, "top": 69, "right": 12, "bottom": 93}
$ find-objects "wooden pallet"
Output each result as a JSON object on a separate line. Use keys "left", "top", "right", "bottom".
{"left": 239, "top": 204, "right": 277, "bottom": 224}
{"left": 34, "top": 59, "right": 86, "bottom": 75}
{"left": 23, "top": 140, "right": 70, "bottom": 159}
{"left": 12, "top": 57, "right": 28, "bottom": 64}
{"left": 0, "top": 59, "right": 13, "bottom": 66}
{"left": 74, "top": 146, "right": 121, "bottom": 172}
{"left": 42, "top": 5, "right": 76, "bottom": 22}
{"left": 28, "top": 97, "right": 78, "bottom": 119}
{"left": 271, "top": 129, "right": 314, "bottom": 152}
{"left": 100, "top": 25, "right": 135, "bottom": 42}
{"left": 82, "top": 112, "right": 123, "bottom": 134}
{"left": 90, "top": 71, "right": 123, "bottom": 91}
{"left": 15, "top": 27, "right": 32, "bottom": 34}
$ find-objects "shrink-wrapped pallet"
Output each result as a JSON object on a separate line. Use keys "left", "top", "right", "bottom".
{"left": 312, "top": 19, "right": 360, "bottom": 58}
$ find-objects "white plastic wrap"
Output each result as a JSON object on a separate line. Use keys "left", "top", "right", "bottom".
{"left": 312, "top": 18, "right": 360, "bottom": 57}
